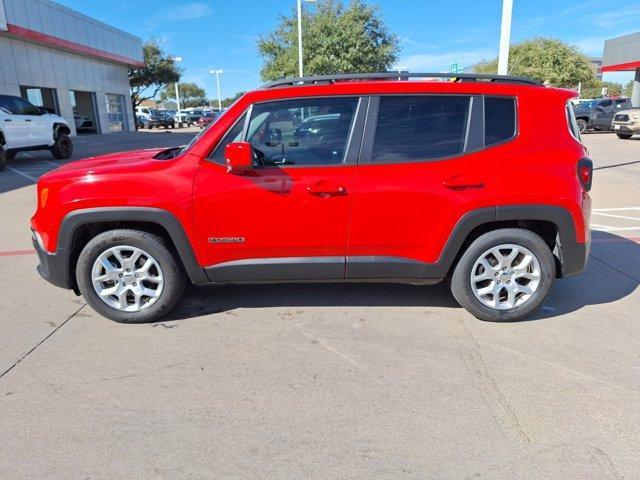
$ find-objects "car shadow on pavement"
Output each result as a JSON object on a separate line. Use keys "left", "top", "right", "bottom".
{"left": 165, "top": 231, "right": 639, "bottom": 323}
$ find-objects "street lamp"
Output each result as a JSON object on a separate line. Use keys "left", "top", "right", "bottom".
{"left": 297, "top": 0, "right": 315, "bottom": 77}
{"left": 497, "top": 0, "right": 513, "bottom": 75}
{"left": 211, "top": 69, "right": 223, "bottom": 112}
{"left": 171, "top": 56, "right": 183, "bottom": 122}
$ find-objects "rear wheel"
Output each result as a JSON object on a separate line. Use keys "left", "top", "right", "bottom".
{"left": 616, "top": 133, "right": 633, "bottom": 139}
{"left": 576, "top": 119, "right": 588, "bottom": 134}
{"left": 451, "top": 229, "right": 556, "bottom": 322}
{"left": 51, "top": 134, "right": 73, "bottom": 159}
{"left": 6, "top": 150, "right": 16, "bottom": 161}
{"left": 76, "top": 229, "right": 186, "bottom": 323}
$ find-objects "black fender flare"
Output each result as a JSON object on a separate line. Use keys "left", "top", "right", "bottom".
{"left": 53, "top": 122, "right": 71, "bottom": 140}
{"left": 52, "top": 207, "right": 207, "bottom": 288}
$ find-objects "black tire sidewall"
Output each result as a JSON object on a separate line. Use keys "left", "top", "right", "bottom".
{"left": 576, "top": 119, "right": 588, "bottom": 134}
{"left": 51, "top": 135, "right": 73, "bottom": 159}
{"left": 0, "top": 144, "right": 6, "bottom": 171}
{"left": 616, "top": 133, "right": 632, "bottom": 139}
{"left": 76, "top": 229, "right": 186, "bottom": 323}
{"left": 451, "top": 229, "right": 556, "bottom": 322}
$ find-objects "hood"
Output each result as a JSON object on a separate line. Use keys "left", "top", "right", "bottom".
{"left": 615, "top": 108, "right": 640, "bottom": 116}
{"left": 42, "top": 147, "right": 173, "bottom": 179}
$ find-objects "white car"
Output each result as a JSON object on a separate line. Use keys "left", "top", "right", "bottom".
{"left": 0, "top": 94, "right": 73, "bottom": 170}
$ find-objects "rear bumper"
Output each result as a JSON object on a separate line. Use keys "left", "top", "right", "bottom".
{"left": 32, "top": 229, "right": 72, "bottom": 289}
{"left": 559, "top": 233, "right": 590, "bottom": 278}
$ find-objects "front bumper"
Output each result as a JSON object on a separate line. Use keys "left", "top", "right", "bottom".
{"left": 32, "top": 229, "right": 72, "bottom": 289}
{"left": 612, "top": 123, "right": 640, "bottom": 133}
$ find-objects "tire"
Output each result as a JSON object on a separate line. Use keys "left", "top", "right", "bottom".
{"left": 6, "top": 150, "right": 16, "bottom": 160}
{"left": 616, "top": 133, "right": 633, "bottom": 139}
{"left": 50, "top": 134, "right": 73, "bottom": 159}
{"left": 0, "top": 144, "right": 5, "bottom": 171}
{"left": 76, "top": 229, "right": 186, "bottom": 323}
{"left": 450, "top": 228, "right": 556, "bottom": 322}
{"left": 576, "top": 119, "right": 588, "bottom": 134}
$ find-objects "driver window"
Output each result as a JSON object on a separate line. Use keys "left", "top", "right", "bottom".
{"left": 246, "top": 97, "right": 358, "bottom": 166}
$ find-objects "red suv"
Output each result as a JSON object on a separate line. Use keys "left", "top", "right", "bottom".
{"left": 31, "top": 73, "right": 592, "bottom": 323}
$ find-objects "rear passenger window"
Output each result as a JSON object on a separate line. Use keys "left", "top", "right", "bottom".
{"left": 485, "top": 97, "right": 516, "bottom": 146}
{"left": 372, "top": 96, "right": 470, "bottom": 162}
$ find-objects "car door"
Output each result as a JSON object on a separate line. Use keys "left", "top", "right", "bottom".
{"left": 346, "top": 94, "right": 499, "bottom": 279}
{"left": 0, "top": 95, "right": 28, "bottom": 148}
{"left": 14, "top": 97, "right": 50, "bottom": 146}
{"left": 192, "top": 95, "right": 365, "bottom": 282}
{"left": 593, "top": 99, "right": 614, "bottom": 128}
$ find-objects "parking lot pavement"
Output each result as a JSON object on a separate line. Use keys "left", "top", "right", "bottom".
{"left": 1, "top": 132, "right": 639, "bottom": 478}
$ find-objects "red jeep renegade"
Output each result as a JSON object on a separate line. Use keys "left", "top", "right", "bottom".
{"left": 31, "top": 73, "right": 592, "bottom": 323}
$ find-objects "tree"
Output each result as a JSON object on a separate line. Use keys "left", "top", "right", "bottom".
{"left": 623, "top": 79, "right": 635, "bottom": 97}
{"left": 474, "top": 37, "right": 593, "bottom": 88}
{"left": 257, "top": 0, "right": 399, "bottom": 81}
{"left": 160, "top": 83, "right": 208, "bottom": 108}
{"left": 129, "top": 40, "right": 181, "bottom": 109}
{"left": 581, "top": 80, "right": 623, "bottom": 99}
{"left": 220, "top": 92, "right": 246, "bottom": 108}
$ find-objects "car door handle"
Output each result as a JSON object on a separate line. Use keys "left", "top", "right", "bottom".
{"left": 4, "top": 119, "right": 11, "bottom": 122}
{"left": 307, "top": 181, "right": 347, "bottom": 196}
{"left": 25, "top": 119, "right": 32, "bottom": 122}
{"left": 442, "top": 175, "right": 485, "bottom": 190}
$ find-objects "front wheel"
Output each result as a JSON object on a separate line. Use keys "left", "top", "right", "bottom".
{"left": 616, "top": 133, "right": 633, "bottom": 139}
{"left": 51, "top": 134, "right": 73, "bottom": 159}
{"left": 450, "top": 229, "right": 556, "bottom": 322}
{"left": 576, "top": 119, "right": 588, "bottom": 134}
{"left": 76, "top": 229, "right": 186, "bottom": 323}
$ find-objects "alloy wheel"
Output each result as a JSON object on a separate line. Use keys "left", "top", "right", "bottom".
{"left": 91, "top": 245, "right": 164, "bottom": 312}
{"left": 470, "top": 243, "right": 541, "bottom": 310}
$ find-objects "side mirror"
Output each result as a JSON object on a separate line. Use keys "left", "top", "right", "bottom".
{"left": 224, "top": 141, "right": 253, "bottom": 174}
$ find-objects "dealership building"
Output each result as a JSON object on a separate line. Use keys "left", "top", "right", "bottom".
{"left": 0, "top": 0, "right": 142, "bottom": 135}
{"left": 603, "top": 32, "right": 640, "bottom": 107}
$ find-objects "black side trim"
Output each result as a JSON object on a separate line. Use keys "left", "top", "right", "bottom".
{"left": 205, "top": 256, "right": 345, "bottom": 282}
{"left": 345, "top": 205, "right": 588, "bottom": 280}
{"left": 42, "top": 207, "right": 207, "bottom": 289}
{"left": 495, "top": 205, "right": 588, "bottom": 277}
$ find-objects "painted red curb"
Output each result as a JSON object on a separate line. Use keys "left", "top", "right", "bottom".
{"left": 0, "top": 249, "right": 36, "bottom": 257}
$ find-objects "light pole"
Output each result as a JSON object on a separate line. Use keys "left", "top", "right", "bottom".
{"left": 297, "top": 0, "right": 315, "bottom": 77}
{"left": 497, "top": 0, "right": 513, "bottom": 75}
{"left": 211, "top": 69, "right": 223, "bottom": 111}
{"left": 171, "top": 56, "right": 183, "bottom": 124}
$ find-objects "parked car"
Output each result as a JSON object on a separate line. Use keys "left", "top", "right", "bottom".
{"left": 611, "top": 108, "right": 640, "bottom": 139}
{"left": 197, "top": 111, "right": 219, "bottom": 129}
{"left": 0, "top": 94, "right": 73, "bottom": 170}
{"left": 174, "top": 111, "right": 198, "bottom": 126}
{"left": 74, "top": 115, "right": 95, "bottom": 132}
{"left": 136, "top": 115, "right": 150, "bottom": 129}
{"left": 573, "top": 97, "right": 632, "bottom": 133}
{"left": 135, "top": 106, "right": 154, "bottom": 120}
{"left": 147, "top": 111, "right": 175, "bottom": 129}
{"left": 31, "top": 72, "right": 592, "bottom": 324}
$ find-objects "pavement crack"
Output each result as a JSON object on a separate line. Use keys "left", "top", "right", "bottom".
{"left": 589, "top": 253, "right": 640, "bottom": 283}
{"left": 0, "top": 304, "right": 85, "bottom": 381}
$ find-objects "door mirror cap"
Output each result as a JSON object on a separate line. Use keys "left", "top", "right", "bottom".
{"left": 224, "top": 141, "right": 253, "bottom": 174}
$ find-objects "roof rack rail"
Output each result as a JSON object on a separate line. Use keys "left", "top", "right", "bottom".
{"left": 261, "top": 72, "right": 543, "bottom": 89}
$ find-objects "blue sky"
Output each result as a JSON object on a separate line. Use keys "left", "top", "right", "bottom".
{"left": 57, "top": 0, "right": 638, "bottom": 99}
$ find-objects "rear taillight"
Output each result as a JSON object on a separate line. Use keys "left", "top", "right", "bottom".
{"left": 577, "top": 158, "right": 593, "bottom": 191}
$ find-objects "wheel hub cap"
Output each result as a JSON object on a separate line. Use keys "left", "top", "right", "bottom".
{"left": 470, "top": 244, "right": 541, "bottom": 310}
{"left": 91, "top": 245, "right": 164, "bottom": 312}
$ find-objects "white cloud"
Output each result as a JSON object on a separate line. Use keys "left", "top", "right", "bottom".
{"left": 145, "top": 2, "right": 213, "bottom": 30}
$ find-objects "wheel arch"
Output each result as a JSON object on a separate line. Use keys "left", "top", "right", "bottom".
{"left": 440, "top": 205, "right": 584, "bottom": 279}
{"left": 53, "top": 122, "right": 71, "bottom": 139}
{"left": 58, "top": 207, "right": 207, "bottom": 290}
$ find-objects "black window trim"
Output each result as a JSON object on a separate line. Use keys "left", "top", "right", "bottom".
{"left": 358, "top": 93, "right": 478, "bottom": 165}
{"left": 209, "top": 95, "right": 367, "bottom": 169}
{"left": 482, "top": 95, "right": 519, "bottom": 149}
